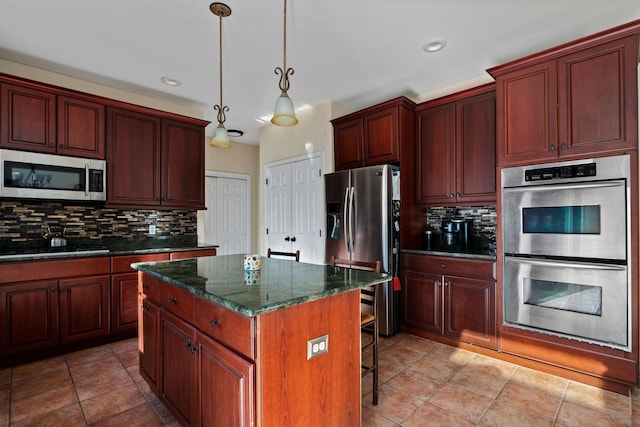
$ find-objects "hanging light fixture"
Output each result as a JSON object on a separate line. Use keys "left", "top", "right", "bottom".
{"left": 271, "top": 0, "right": 298, "bottom": 127}
{"left": 209, "top": 2, "right": 232, "bottom": 148}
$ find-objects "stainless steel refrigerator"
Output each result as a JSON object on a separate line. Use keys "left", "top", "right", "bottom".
{"left": 324, "top": 164, "right": 401, "bottom": 336}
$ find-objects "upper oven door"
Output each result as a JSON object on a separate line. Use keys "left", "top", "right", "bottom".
{"left": 502, "top": 179, "right": 627, "bottom": 260}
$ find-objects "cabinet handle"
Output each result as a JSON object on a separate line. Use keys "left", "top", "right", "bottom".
{"left": 142, "top": 284, "right": 150, "bottom": 289}
{"left": 209, "top": 320, "right": 219, "bottom": 327}
{"left": 550, "top": 144, "right": 555, "bottom": 152}
{"left": 168, "top": 297, "right": 177, "bottom": 304}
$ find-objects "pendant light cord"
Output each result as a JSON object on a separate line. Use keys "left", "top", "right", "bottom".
{"left": 275, "top": 0, "right": 294, "bottom": 93}
{"left": 214, "top": 6, "right": 229, "bottom": 125}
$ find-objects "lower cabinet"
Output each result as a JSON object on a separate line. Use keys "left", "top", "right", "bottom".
{"left": 58, "top": 275, "right": 110, "bottom": 344}
{"left": 401, "top": 253, "right": 497, "bottom": 349}
{"left": 141, "top": 276, "right": 254, "bottom": 427}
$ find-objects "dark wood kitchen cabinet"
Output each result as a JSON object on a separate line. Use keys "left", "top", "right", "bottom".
{"left": 331, "top": 96, "right": 415, "bottom": 170}
{"left": 0, "top": 257, "right": 111, "bottom": 357}
{"left": 106, "top": 107, "right": 207, "bottom": 209}
{"left": 0, "top": 79, "right": 105, "bottom": 158}
{"left": 489, "top": 32, "right": 638, "bottom": 166}
{"left": 145, "top": 277, "right": 254, "bottom": 427}
{"left": 401, "top": 253, "right": 497, "bottom": 349}
{"left": 415, "top": 85, "right": 496, "bottom": 206}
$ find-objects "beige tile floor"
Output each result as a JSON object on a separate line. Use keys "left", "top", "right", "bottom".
{"left": 1, "top": 333, "right": 638, "bottom": 426}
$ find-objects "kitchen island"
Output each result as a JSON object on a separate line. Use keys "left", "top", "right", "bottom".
{"left": 133, "top": 254, "right": 389, "bottom": 427}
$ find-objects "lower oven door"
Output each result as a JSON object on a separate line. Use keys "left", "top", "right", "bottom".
{"left": 503, "top": 256, "right": 629, "bottom": 350}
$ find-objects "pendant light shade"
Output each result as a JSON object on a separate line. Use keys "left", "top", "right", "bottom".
{"left": 271, "top": 0, "right": 298, "bottom": 127}
{"left": 210, "top": 124, "right": 231, "bottom": 148}
{"left": 272, "top": 91, "right": 298, "bottom": 127}
{"left": 209, "top": 2, "right": 232, "bottom": 148}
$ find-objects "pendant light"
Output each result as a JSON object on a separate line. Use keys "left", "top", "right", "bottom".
{"left": 210, "top": 3, "right": 232, "bottom": 148}
{"left": 271, "top": 0, "right": 298, "bottom": 127}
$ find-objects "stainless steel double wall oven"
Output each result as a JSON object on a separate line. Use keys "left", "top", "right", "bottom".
{"left": 501, "top": 154, "right": 631, "bottom": 351}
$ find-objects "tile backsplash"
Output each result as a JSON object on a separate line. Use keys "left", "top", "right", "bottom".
{"left": 426, "top": 206, "right": 497, "bottom": 252}
{"left": 0, "top": 200, "right": 197, "bottom": 241}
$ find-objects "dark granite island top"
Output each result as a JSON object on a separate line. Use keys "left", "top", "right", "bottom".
{"left": 132, "top": 254, "right": 389, "bottom": 317}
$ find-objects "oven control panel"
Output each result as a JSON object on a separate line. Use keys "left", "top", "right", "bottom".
{"left": 525, "top": 163, "right": 596, "bottom": 182}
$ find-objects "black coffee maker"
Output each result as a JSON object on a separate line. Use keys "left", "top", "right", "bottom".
{"left": 440, "top": 217, "right": 473, "bottom": 252}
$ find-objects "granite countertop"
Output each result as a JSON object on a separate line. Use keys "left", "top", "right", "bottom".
{"left": 132, "top": 254, "right": 390, "bottom": 317}
{"left": 0, "top": 236, "right": 218, "bottom": 262}
{"left": 402, "top": 248, "right": 497, "bottom": 261}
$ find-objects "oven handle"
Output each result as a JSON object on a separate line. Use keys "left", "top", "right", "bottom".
{"left": 503, "top": 181, "right": 624, "bottom": 193}
{"left": 506, "top": 256, "right": 626, "bottom": 271}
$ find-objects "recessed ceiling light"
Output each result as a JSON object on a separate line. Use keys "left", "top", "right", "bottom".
{"left": 228, "top": 129, "right": 244, "bottom": 137}
{"left": 422, "top": 40, "right": 446, "bottom": 53}
{"left": 161, "top": 76, "right": 182, "bottom": 86}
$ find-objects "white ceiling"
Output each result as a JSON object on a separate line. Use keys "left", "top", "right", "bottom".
{"left": 1, "top": 1, "right": 639, "bottom": 145}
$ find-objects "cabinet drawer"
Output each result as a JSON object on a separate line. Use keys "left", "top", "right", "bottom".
{"left": 194, "top": 296, "right": 255, "bottom": 360}
{"left": 169, "top": 248, "right": 217, "bottom": 260}
{"left": 0, "top": 257, "right": 111, "bottom": 284}
{"left": 138, "top": 272, "right": 161, "bottom": 304}
{"left": 160, "top": 282, "right": 194, "bottom": 323}
{"left": 403, "top": 253, "right": 495, "bottom": 280}
{"left": 112, "top": 253, "right": 170, "bottom": 273}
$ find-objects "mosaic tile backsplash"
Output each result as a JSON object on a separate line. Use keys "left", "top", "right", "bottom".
{"left": 0, "top": 200, "right": 197, "bottom": 241}
{"left": 426, "top": 206, "right": 497, "bottom": 253}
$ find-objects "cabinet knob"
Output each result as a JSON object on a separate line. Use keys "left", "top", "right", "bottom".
{"left": 141, "top": 304, "right": 149, "bottom": 311}
{"left": 209, "top": 320, "right": 219, "bottom": 327}
{"left": 168, "top": 297, "right": 177, "bottom": 304}
{"left": 449, "top": 193, "right": 454, "bottom": 198}
{"left": 51, "top": 287, "right": 57, "bottom": 293}
{"left": 550, "top": 144, "right": 555, "bottom": 152}
{"left": 142, "top": 284, "right": 150, "bottom": 289}
{"left": 49, "top": 143, "right": 55, "bottom": 148}
{"left": 435, "top": 280, "right": 441, "bottom": 286}
{"left": 456, "top": 192, "right": 460, "bottom": 197}
{"left": 440, "top": 263, "right": 446, "bottom": 269}
{"left": 560, "top": 143, "right": 566, "bottom": 149}
{"left": 60, "top": 287, "right": 66, "bottom": 293}
{"left": 58, "top": 144, "right": 65, "bottom": 148}
{"left": 444, "top": 281, "right": 450, "bottom": 287}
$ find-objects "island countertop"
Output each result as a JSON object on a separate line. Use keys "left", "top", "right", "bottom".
{"left": 132, "top": 254, "right": 389, "bottom": 317}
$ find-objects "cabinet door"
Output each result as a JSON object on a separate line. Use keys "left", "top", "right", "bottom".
{"left": 364, "top": 107, "right": 399, "bottom": 165}
{"left": 195, "top": 331, "right": 255, "bottom": 427}
{"left": 139, "top": 295, "right": 160, "bottom": 393}
{"left": 415, "top": 103, "right": 455, "bottom": 204}
{"left": 333, "top": 119, "right": 364, "bottom": 170}
{"left": 444, "top": 276, "right": 496, "bottom": 349}
{"left": 111, "top": 272, "right": 139, "bottom": 334}
{"left": 495, "top": 61, "right": 558, "bottom": 166}
{"left": 0, "top": 280, "right": 59, "bottom": 355}
{"left": 0, "top": 83, "right": 56, "bottom": 152}
{"left": 57, "top": 95, "right": 105, "bottom": 159}
{"left": 456, "top": 91, "right": 496, "bottom": 204}
{"left": 160, "top": 309, "right": 196, "bottom": 426}
{"left": 106, "top": 107, "right": 162, "bottom": 206}
{"left": 401, "top": 270, "right": 442, "bottom": 334}
{"left": 161, "top": 119, "right": 205, "bottom": 208}
{"left": 59, "top": 275, "right": 110, "bottom": 343}
{"left": 557, "top": 35, "right": 638, "bottom": 157}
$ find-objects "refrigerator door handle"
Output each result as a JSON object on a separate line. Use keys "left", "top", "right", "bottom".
{"left": 349, "top": 186, "right": 356, "bottom": 253}
{"left": 343, "top": 186, "right": 350, "bottom": 253}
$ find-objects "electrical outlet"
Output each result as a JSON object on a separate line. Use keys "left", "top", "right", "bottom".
{"left": 307, "top": 334, "right": 329, "bottom": 360}
{"left": 149, "top": 224, "right": 157, "bottom": 235}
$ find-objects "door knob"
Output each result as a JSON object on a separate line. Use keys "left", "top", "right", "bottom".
{"left": 285, "top": 236, "right": 291, "bottom": 241}
{"left": 291, "top": 236, "right": 297, "bottom": 242}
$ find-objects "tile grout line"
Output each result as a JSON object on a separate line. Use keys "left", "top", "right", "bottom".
{"left": 65, "top": 352, "right": 94, "bottom": 426}
{"left": 474, "top": 363, "right": 518, "bottom": 425}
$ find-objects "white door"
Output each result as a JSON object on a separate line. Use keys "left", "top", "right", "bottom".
{"left": 265, "top": 155, "right": 324, "bottom": 264}
{"left": 203, "top": 174, "right": 250, "bottom": 255}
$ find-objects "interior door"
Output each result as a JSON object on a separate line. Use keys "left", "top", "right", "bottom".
{"left": 265, "top": 155, "right": 325, "bottom": 264}
{"left": 202, "top": 175, "right": 250, "bottom": 255}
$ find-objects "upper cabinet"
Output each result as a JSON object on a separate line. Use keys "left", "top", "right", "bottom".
{"left": 415, "top": 85, "right": 496, "bottom": 206}
{"left": 331, "top": 97, "right": 415, "bottom": 170}
{"left": 0, "top": 79, "right": 105, "bottom": 159}
{"left": 106, "top": 107, "right": 206, "bottom": 210}
{"left": 489, "top": 31, "right": 639, "bottom": 166}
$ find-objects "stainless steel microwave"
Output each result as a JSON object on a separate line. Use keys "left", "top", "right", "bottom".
{"left": 0, "top": 149, "right": 106, "bottom": 201}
